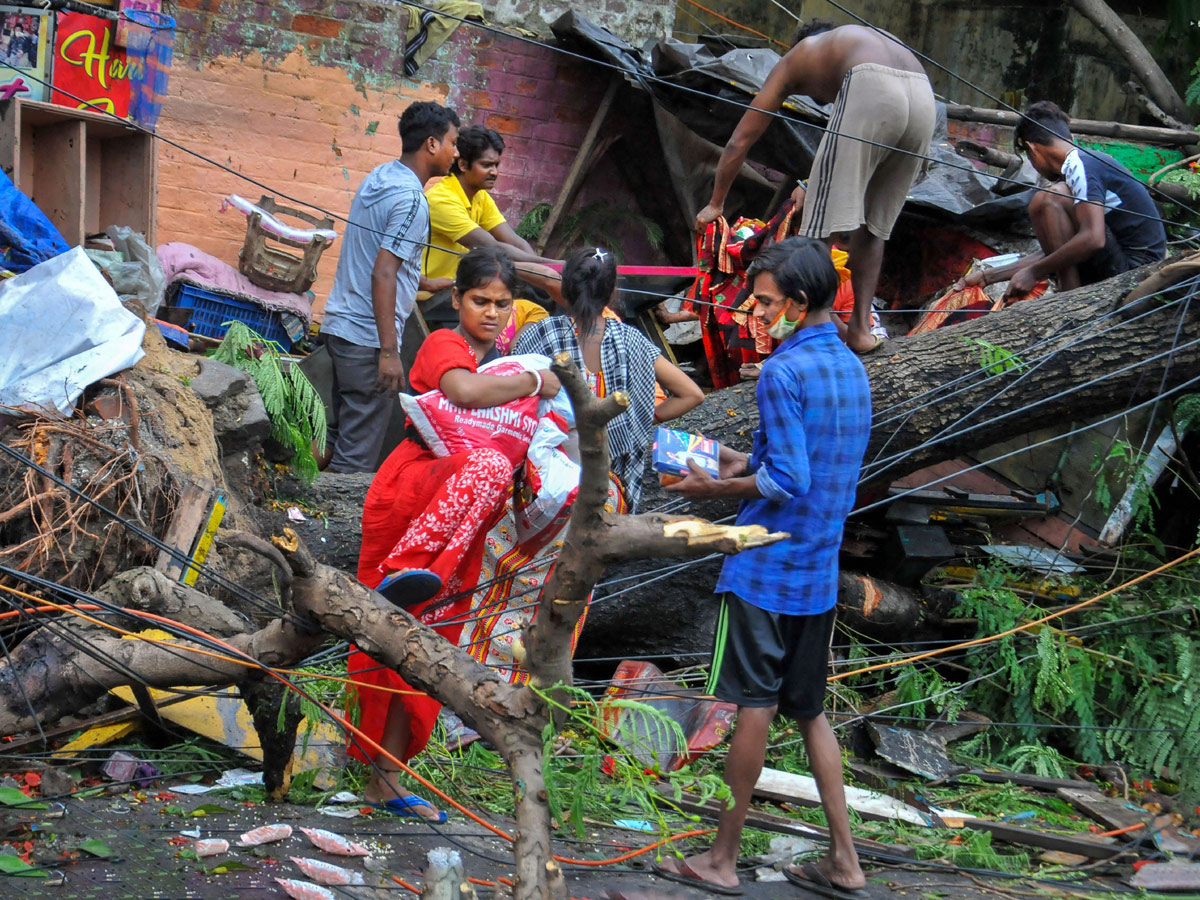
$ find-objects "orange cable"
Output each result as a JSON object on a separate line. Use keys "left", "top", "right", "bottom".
{"left": 826, "top": 546, "right": 1200, "bottom": 682}
{"left": 0, "top": 602, "right": 101, "bottom": 619}
{"left": 678, "top": 0, "right": 787, "bottom": 48}
{"left": 1095, "top": 822, "right": 1145, "bottom": 837}
{"left": 0, "top": 583, "right": 714, "bottom": 866}
{"left": 0, "top": 591, "right": 428, "bottom": 697}
{"left": 392, "top": 875, "right": 420, "bottom": 893}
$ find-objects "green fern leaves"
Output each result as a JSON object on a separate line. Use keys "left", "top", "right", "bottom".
{"left": 211, "top": 321, "right": 326, "bottom": 485}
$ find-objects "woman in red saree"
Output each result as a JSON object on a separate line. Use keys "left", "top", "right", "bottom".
{"left": 346, "top": 248, "right": 560, "bottom": 821}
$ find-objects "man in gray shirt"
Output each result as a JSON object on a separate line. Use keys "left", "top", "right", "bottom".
{"left": 321, "top": 102, "right": 460, "bottom": 473}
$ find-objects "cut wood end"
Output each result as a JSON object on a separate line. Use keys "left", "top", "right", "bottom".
{"left": 271, "top": 528, "right": 299, "bottom": 552}
{"left": 552, "top": 351, "right": 573, "bottom": 367}
{"left": 662, "top": 520, "right": 789, "bottom": 550}
{"left": 610, "top": 390, "right": 630, "bottom": 408}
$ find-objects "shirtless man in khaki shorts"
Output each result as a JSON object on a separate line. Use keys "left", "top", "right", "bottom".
{"left": 697, "top": 22, "right": 935, "bottom": 354}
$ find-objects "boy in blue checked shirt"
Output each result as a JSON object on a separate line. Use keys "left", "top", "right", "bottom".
{"left": 659, "top": 237, "right": 872, "bottom": 898}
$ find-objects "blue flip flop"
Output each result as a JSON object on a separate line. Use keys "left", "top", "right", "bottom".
{"left": 376, "top": 568, "right": 442, "bottom": 608}
{"left": 369, "top": 794, "right": 448, "bottom": 823}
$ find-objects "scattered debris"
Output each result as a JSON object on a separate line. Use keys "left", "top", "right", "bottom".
{"left": 866, "top": 723, "right": 962, "bottom": 781}
{"left": 299, "top": 827, "right": 369, "bottom": 857}
{"left": 237, "top": 823, "right": 293, "bottom": 846}
{"left": 1130, "top": 861, "right": 1200, "bottom": 891}
{"left": 291, "top": 856, "right": 365, "bottom": 886}
{"left": 752, "top": 767, "right": 973, "bottom": 826}
{"left": 194, "top": 838, "right": 229, "bottom": 857}
{"left": 1058, "top": 787, "right": 1150, "bottom": 835}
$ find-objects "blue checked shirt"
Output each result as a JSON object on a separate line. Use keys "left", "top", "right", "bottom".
{"left": 715, "top": 322, "right": 871, "bottom": 615}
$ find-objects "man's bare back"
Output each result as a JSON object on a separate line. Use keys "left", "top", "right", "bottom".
{"left": 783, "top": 25, "right": 925, "bottom": 105}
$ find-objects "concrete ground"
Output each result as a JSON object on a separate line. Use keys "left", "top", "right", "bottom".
{"left": 2, "top": 787, "right": 1128, "bottom": 900}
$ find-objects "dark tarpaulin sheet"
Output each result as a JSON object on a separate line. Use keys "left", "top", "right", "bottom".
{"left": 549, "top": 11, "right": 1035, "bottom": 224}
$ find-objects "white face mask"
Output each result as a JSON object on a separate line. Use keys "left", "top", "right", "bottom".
{"left": 765, "top": 305, "right": 805, "bottom": 340}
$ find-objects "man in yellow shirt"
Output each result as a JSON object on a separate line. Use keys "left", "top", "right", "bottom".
{"left": 420, "top": 126, "right": 562, "bottom": 331}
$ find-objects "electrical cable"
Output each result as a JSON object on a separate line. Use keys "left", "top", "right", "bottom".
{"left": 861, "top": 317, "right": 1200, "bottom": 482}
{"left": 826, "top": 545, "right": 1200, "bottom": 682}
{"left": 11, "top": 10, "right": 1193, "bottom": 258}
{"left": 854, "top": 366, "right": 1200, "bottom": 516}
{"left": 0, "top": 438, "right": 314, "bottom": 631}
{"left": 0, "top": 573, "right": 714, "bottom": 872}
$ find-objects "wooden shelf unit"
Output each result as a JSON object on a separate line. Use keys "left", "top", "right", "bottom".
{"left": 0, "top": 98, "right": 157, "bottom": 246}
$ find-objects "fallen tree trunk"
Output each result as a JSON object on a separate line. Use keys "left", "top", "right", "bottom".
{"left": 0, "top": 567, "right": 324, "bottom": 733}
{"left": 0, "top": 357, "right": 784, "bottom": 900}
{"left": 663, "top": 263, "right": 1200, "bottom": 489}
{"left": 259, "top": 265, "right": 1200, "bottom": 659}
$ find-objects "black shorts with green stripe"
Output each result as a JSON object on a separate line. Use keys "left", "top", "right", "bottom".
{"left": 707, "top": 592, "right": 836, "bottom": 720}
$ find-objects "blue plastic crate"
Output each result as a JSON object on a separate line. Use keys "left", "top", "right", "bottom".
{"left": 174, "top": 282, "right": 292, "bottom": 347}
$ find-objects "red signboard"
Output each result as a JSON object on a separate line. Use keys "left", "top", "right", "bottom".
{"left": 50, "top": 11, "right": 133, "bottom": 118}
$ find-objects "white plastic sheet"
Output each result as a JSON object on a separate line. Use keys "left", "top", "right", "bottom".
{"left": 0, "top": 247, "right": 146, "bottom": 416}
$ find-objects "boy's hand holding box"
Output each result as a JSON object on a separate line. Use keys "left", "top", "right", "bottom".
{"left": 653, "top": 426, "right": 719, "bottom": 485}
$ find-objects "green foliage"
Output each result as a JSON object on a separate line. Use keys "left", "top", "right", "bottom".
{"left": 533, "top": 683, "right": 731, "bottom": 841}
{"left": 514, "top": 200, "right": 665, "bottom": 263}
{"left": 913, "top": 827, "right": 1029, "bottom": 873}
{"left": 999, "top": 743, "right": 1075, "bottom": 779}
{"left": 1174, "top": 392, "right": 1200, "bottom": 433}
{"left": 1187, "top": 55, "right": 1200, "bottom": 108}
{"left": 211, "top": 322, "right": 326, "bottom": 485}
{"left": 962, "top": 337, "right": 1026, "bottom": 376}
{"left": 1090, "top": 438, "right": 1157, "bottom": 536}
{"left": 1161, "top": 166, "right": 1200, "bottom": 202}
{"left": 946, "top": 563, "right": 1200, "bottom": 793}
{"left": 892, "top": 666, "right": 968, "bottom": 726}
{"left": 516, "top": 203, "right": 551, "bottom": 242}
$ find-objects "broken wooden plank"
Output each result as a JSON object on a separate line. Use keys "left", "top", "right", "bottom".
{"left": 1039, "top": 850, "right": 1089, "bottom": 866}
{"left": 4, "top": 694, "right": 194, "bottom": 757}
{"left": 963, "top": 770, "right": 1100, "bottom": 792}
{"left": 1130, "top": 861, "right": 1200, "bottom": 891}
{"left": 753, "top": 766, "right": 972, "bottom": 826}
{"left": 108, "top": 685, "right": 345, "bottom": 784}
{"left": 867, "top": 722, "right": 963, "bottom": 780}
{"left": 1152, "top": 816, "right": 1200, "bottom": 857}
{"left": 1058, "top": 786, "right": 1150, "bottom": 836}
{"left": 961, "top": 819, "right": 1125, "bottom": 860}
{"left": 925, "top": 711, "right": 991, "bottom": 744}
{"left": 665, "top": 788, "right": 914, "bottom": 860}
{"left": 51, "top": 721, "right": 140, "bottom": 758}
{"left": 154, "top": 478, "right": 214, "bottom": 580}
{"left": 535, "top": 75, "right": 620, "bottom": 254}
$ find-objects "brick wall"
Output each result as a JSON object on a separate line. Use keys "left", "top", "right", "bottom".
{"left": 155, "top": 0, "right": 639, "bottom": 317}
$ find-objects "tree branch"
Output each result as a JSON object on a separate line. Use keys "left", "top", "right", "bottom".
{"left": 596, "top": 513, "right": 787, "bottom": 561}
{"left": 1069, "top": 0, "right": 1192, "bottom": 126}
{"left": 1122, "top": 81, "right": 1194, "bottom": 134}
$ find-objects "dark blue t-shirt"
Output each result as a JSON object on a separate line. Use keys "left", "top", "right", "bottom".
{"left": 1061, "top": 149, "right": 1166, "bottom": 265}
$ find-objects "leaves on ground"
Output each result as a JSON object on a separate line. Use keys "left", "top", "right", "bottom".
{"left": 74, "top": 839, "right": 112, "bottom": 858}
{"left": 0, "top": 787, "right": 46, "bottom": 809}
{"left": 0, "top": 855, "right": 46, "bottom": 876}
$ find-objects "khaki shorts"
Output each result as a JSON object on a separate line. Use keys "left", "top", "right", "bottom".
{"left": 800, "top": 64, "right": 936, "bottom": 241}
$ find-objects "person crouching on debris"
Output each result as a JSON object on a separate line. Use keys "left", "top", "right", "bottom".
{"left": 662, "top": 236, "right": 870, "bottom": 898}
{"left": 958, "top": 101, "right": 1166, "bottom": 298}
{"left": 345, "top": 247, "right": 561, "bottom": 822}
{"left": 513, "top": 246, "right": 704, "bottom": 510}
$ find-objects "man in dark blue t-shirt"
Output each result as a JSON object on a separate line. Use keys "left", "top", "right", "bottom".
{"left": 966, "top": 101, "right": 1165, "bottom": 297}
